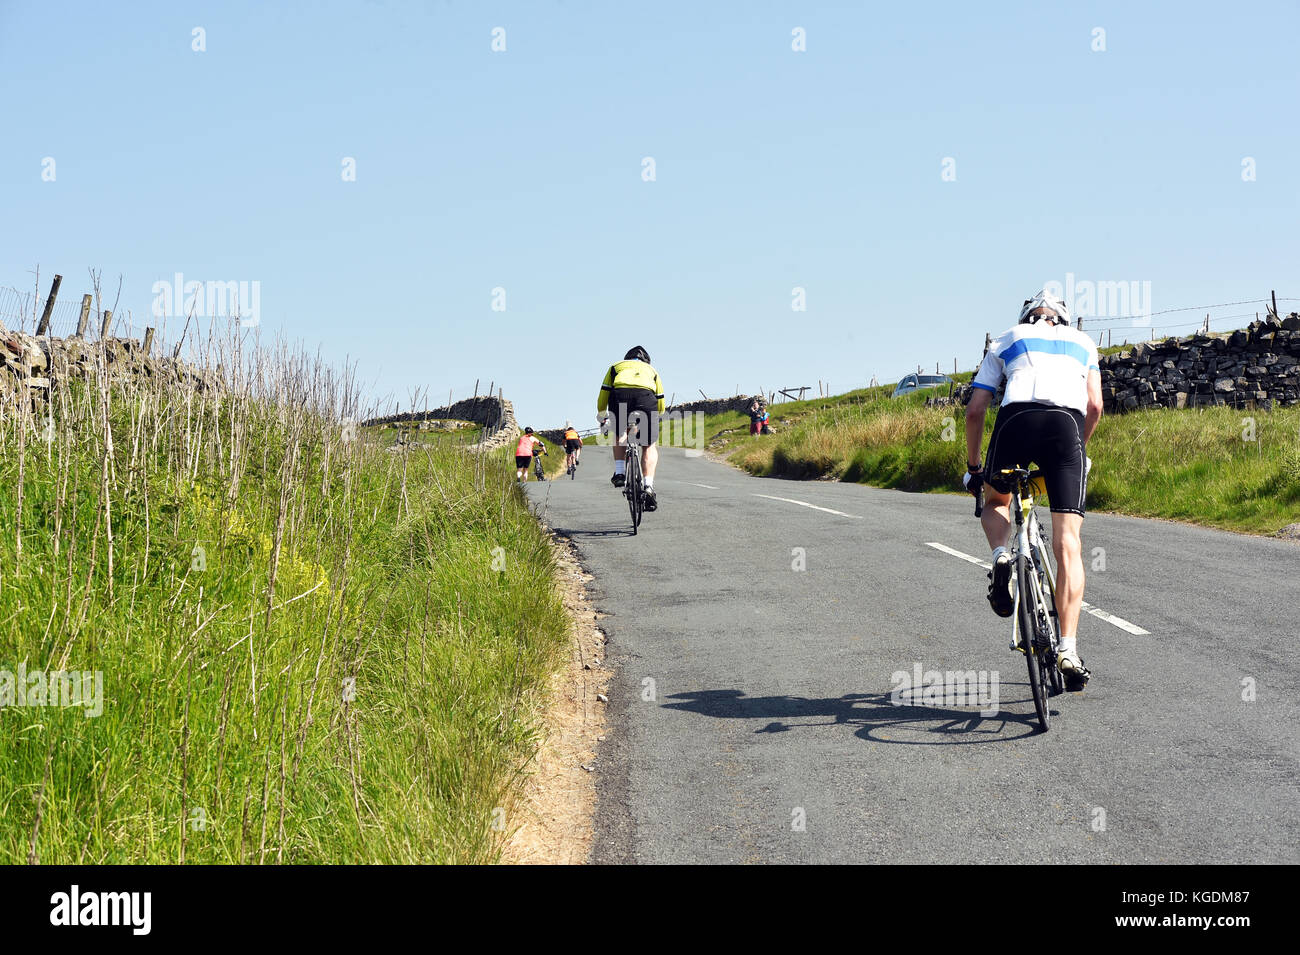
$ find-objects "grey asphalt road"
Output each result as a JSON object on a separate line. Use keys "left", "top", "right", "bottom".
{"left": 525, "top": 444, "right": 1300, "bottom": 864}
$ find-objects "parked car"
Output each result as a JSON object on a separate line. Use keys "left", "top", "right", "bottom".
{"left": 891, "top": 373, "right": 953, "bottom": 398}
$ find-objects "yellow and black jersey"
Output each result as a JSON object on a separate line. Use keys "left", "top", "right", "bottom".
{"left": 597, "top": 360, "right": 665, "bottom": 414}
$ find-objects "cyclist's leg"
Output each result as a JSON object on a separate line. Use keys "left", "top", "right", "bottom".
{"left": 979, "top": 485, "right": 1012, "bottom": 550}
{"left": 1039, "top": 406, "right": 1089, "bottom": 677}
{"left": 633, "top": 400, "right": 660, "bottom": 482}
{"left": 610, "top": 402, "right": 628, "bottom": 463}
{"left": 981, "top": 404, "right": 1035, "bottom": 552}
{"left": 1050, "top": 512, "right": 1085, "bottom": 639}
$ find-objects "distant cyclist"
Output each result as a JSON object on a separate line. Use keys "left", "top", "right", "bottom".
{"left": 963, "top": 289, "right": 1103, "bottom": 688}
{"left": 562, "top": 421, "right": 583, "bottom": 472}
{"left": 597, "top": 346, "right": 665, "bottom": 511}
{"left": 515, "top": 427, "right": 546, "bottom": 482}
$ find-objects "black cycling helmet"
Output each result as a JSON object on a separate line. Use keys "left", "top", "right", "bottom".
{"left": 524, "top": 427, "right": 533, "bottom": 434}
{"left": 624, "top": 346, "right": 651, "bottom": 363}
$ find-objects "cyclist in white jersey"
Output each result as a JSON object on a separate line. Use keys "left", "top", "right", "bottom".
{"left": 963, "top": 289, "right": 1103, "bottom": 688}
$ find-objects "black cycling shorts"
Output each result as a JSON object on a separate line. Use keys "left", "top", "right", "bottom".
{"left": 984, "top": 402, "right": 1088, "bottom": 515}
{"left": 607, "top": 388, "right": 659, "bottom": 445}
{"left": 515, "top": 455, "right": 532, "bottom": 469}
{"left": 564, "top": 439, "right": 582, "bottom": 452}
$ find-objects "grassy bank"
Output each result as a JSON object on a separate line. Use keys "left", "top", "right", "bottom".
{"left": 0, "top": 341, "right": 569, "bottom": 863}
{"left": 709, "top": 384, "right": 1300, "bottom": 535}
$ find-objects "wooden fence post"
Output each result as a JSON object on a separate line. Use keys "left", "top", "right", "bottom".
{"left": 35, "top": 274, "right": 62, "bottom": 336}
{"left": 143, "top": 327, "right": 155, "bottom": 355}
{"left": 99, "top": 310, "right": 113, "bottom": 339}
{"left": 74, "top": 294, "right": 92, "bottom": 338}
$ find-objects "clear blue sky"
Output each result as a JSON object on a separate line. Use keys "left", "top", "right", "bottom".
{"left": 3, "top": 0, "right": 1297, "bottom": 426}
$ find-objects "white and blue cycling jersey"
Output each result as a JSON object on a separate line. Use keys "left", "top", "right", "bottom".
{"left": 972, "top": 322, "right": 1099, "bottom": 415}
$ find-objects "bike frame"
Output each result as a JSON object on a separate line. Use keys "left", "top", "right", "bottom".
{"left": 1006, "top": 472, "right": 1063, "bottom": 667}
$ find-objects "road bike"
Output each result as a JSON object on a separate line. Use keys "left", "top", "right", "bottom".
{"left": 533, "top": 449, "right": 547, "bottom": 482}
{"left": 976, "top": 467, "right": 1066, "bottom": 732}
{"left": 623, "top": 437, "right": 644, "bottom": 533}
{"left": 567, "top": 454, "right": 578, "bottom": 479}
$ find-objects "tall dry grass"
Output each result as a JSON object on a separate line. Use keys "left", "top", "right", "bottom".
{"left": 0, "top": 304, "right": 568, "bottom": 863}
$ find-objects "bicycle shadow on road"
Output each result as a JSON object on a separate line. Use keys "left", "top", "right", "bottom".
{"left": 551, "top": 525, "right": 637, "bottom": 540}
{"left": 663, "top": 689, "right": 1049, "bottom": 744}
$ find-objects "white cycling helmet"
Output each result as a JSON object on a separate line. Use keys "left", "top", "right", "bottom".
{"left": 1018, "top": 289, "right": 1071, "bottom": 326}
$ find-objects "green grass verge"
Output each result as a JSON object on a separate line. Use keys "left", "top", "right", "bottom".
{"left": 706, "top": 380, "right": 1300, "bottom": 536}
{"left": 1, "top": 365, "right": 568, "bottom": 864}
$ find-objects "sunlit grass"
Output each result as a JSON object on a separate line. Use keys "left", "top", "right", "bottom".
{"left": 707, "top": 379, "right": 1300, "bottom": 535}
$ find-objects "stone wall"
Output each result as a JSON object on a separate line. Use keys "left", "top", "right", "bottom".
{"left": 1, "top": 323, "right": 222, "bottom": 403}
{"left": 1101, "top": 313, "right": 1300, "bottom": 413}
{"left": 666, "top": 394, "right": 762, "bottom": 417}
{"left": 362, "top": 395, "right": 519, "bottom": 453}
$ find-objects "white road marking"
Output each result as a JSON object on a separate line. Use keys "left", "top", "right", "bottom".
{"left": 753, "top": 493, "right": 863, "bottom": 519}
{"left": 1077, "top": 602, "right": 1150, "bottom": 636}
{"left": 925, "top": 541, "right": 991, "bottom": 568}
{"left": 680, "top": 482, "right": 718, "bottom": 489}
{"left": 924, "top": 542, "right": 1151, "bottom": 635}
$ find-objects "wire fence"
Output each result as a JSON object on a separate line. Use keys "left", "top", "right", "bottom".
{"left": 1082, "top": 296, "right": 1298, "bottom": 347}
{"left": 0, "top": 285, "right": 152, "bottom": 341}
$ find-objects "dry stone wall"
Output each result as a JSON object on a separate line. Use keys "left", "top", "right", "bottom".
{"left": 1101, "top": 314, "right": 1300, "bottom": 413}
{"left": 1, "top": 323, "right": 222, "bottom": 405}
{"left": 666, "top": 394, "right": 760, "bottom": 417}
{"left": 363, "top": 395, "right": 519, "bottom": 452}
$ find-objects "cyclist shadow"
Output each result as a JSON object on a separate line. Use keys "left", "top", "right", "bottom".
{"left": 663, "top": 688, "right": 1048, "bottom": 744}
{"left": 552, "top": 525, "right": 637, "bottom": 540}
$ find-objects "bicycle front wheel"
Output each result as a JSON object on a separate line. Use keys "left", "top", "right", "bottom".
{"left": 1017, "top": 554, "right": 1050, "bottom": 732}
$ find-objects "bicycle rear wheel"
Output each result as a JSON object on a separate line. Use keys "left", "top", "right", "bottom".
{"left": 1016, "top": 554, "right": 1050, "bottom": 732}
{"left": 626, "top": 446, "right": 642, "bottom": 533}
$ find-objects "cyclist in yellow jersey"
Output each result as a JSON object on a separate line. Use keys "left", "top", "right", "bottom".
{"left": 597, "top": 346, "right": 665, "bottom": 511}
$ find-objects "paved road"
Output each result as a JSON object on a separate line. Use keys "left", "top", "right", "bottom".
{"left": 525, "top": 445, "right": 1300, "bottom": 864}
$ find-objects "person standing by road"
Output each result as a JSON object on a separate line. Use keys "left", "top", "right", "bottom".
{"left": 962, "top": 289, "right": 1103, "bottom": 688}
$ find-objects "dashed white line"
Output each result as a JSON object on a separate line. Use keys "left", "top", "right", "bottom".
{"left": 1077, "top": 602, "right": 1150, "bottom": 636}
{"left": 680, "top": 482, "right": 718, "bottom": 489}
{"left": 924, "top": 541, "right": 1151, "bottom": 635}
{"left": 925, "top": 541, "right": 989, "bottom": 568}
{"left": 752, "top": 493, "right": 863, "bottom": 519}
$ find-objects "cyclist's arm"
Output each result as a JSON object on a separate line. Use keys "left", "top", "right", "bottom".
{"left": 1084, "top": 367, "right": 1103, "bottom": 443}
{"left": 964, "top": 386, "right": 993, "bottom": 469}
{"left": 965, "top": 344, "right": 1003, "bottom": 469}
{"left": 597, "top": 365, "right": 614, "bottom": 414}
{"left": 654, "top": 372, "right": 665, "bottom": 414}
